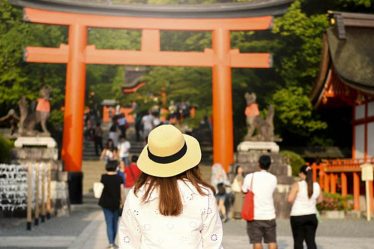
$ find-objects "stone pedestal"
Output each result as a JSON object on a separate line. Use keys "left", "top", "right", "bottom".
{"left": 237, "top": 141, "right": 279, "bottom": 153}
{"left": 236, "top": 141, "right": 294, "bottom": 218}
{"left": 15, "top": 136, "right": 57, "bottom": 148}
{"left": 11, "top": 137, "right": 69, "bottom": 217}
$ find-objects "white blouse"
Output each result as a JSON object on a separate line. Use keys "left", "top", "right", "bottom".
{"left": 290, "top": 181, "right": 321, "bottom": 216}
{"left": 118, "top": 180, "right": 224, "bottom": 249}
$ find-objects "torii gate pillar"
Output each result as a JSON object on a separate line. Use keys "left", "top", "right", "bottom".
{"left": 212, "top": 29, "right": 233, "bottom": 168}
{"left": 62, "top": 24, "right": 87, "bottom": 172}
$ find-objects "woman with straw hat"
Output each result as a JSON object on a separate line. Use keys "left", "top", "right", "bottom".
{"left": 118, "top": 124, "right": 224, "bottom": 249}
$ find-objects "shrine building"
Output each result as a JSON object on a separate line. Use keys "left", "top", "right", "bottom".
{"left": 310, "top": 11, "right": 374, "bottom": 212}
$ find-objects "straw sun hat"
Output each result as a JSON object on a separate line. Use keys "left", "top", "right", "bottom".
{"left": 137, "top": 124, "right": 202, "bottom": 177}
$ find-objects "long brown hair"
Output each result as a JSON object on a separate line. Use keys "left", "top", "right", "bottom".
{"left": 300, "top": 165, "right": 313, "bottom": 198}
{"left": 134, "top": 166, "right": 215, "bottom": 216}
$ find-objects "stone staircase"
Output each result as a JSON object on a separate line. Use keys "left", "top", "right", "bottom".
{"left": 83, "top": 139, "right": 100, "bottom": 160}
{"left": 129, "top": 140, "right": 146, "bottom": 157}
{"left": 82, "top": 125, "right": 144, "bottom": 195}
{"left": 82, "top": 122, "right": 112, "bottom": 161}
{"left": 200, "top": 141, "right": 213, "bottom": 165}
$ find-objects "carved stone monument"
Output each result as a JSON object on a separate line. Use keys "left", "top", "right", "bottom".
{"left": 236, "top": 92, "right": 293, "bottom": 218}
{"left": 244, "top": 92, "right": 276, "bottom": 142}
{"left": 14, "top": 86, "right": 56, "bottom": 151}
{"left": 0, "top": 86, "right": 69, "bottom": 223}
{"left": 0, "top": 86, "right": 52, "bottom": 138}
{"left": 18, "top": 86, "right": 51, "bottom": 136}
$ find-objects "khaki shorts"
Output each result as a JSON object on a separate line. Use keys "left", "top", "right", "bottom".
{"left": 246, "top": 219, "right": 277, "bottom": 244}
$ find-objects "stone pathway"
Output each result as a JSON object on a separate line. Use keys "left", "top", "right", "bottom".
{"left": 1, "top": 201, "right": 374, "bottom": 249}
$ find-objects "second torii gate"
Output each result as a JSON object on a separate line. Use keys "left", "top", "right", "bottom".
{"left": 16, "top": 1, "right": 283, "bottom": 173}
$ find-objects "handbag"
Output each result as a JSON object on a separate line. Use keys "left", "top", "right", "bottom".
{"left": 231, "top": 177, "right": 241, "bottom": 192}
{"left": 93, "top": 182, "right": 104, "bottom": 199}
{"left": 241, "top": 173, "right": 255, "bottom": 221}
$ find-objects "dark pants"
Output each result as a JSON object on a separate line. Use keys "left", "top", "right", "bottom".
{"left": 119, "top": 125, "right": 127, "bottom": 138}
{"left": 290, "top": 214, "right": 318, "bottom": 249}
{"left": 103, "top": 208, "right": 119, "bottom": 244}
{"left": 94, "top": 136, "right": 103, "bottom": 156}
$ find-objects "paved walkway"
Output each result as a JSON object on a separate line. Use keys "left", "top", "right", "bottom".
{"left": 1, "top": 202, "right": 374, "bottom": 249}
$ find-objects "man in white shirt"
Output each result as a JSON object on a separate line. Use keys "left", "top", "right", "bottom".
{"left": 141, "top": 111, "right": 154, "bottom": 140}
{"left": 242, "top": 155, "right": 277, "bottom": 249}
{"left": 118, "top": 135, "right": 131, "bottom": 166}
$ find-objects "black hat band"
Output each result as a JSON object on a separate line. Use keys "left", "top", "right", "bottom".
{"left": 147, "top": 142, "right": 187, "bottom": 164}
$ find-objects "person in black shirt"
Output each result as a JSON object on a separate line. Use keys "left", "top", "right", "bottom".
{"left": 99, "top": 160, "right": 124, "bottom": 249}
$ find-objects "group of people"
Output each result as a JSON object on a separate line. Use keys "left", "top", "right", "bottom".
{"left": 97, "top": 124, "right": 322, "bottom": 249}
{"left": 100, "top": 135, "right": 131, "bottom": 167}
{"left": 212, "top": 155, "right": 322, "bottom": 249}
{"left": 108, "top": 113, "right": 129, "bottom": 146}
{"left": 86, "top": 109, "right": 129, "bottom": 157}
{"left": 135, "top": 100, "right": 197, "bottom": 142}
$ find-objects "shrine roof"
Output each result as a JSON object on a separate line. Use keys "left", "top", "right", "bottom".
{"left": 311, "top": 11, "right": 374, "bottom": 107}
{"left": 10, "top": 0, "right": 293, "bottom": 18}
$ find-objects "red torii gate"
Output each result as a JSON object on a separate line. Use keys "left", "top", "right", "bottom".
{"left": 20, "top": 4, "right": 275, "bottom": 173}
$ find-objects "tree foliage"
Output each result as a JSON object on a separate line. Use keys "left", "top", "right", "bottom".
{"left": 273, "top": 1, "right": 329, "bottom": 89}
{"left": 0, "top": 0, "right": 67, "bottom": 127}
{"left": 280, "top": 150, "right": 305, "bottom": 176}
{"left": 0, "top": 133, "right": 13, "bottom": 163}
{"left": 271, "top": 87, "right": 327, "bottom": 137}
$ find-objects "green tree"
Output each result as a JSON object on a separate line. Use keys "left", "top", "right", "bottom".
{"left": 280, "top": 150, "right": 305, "bottom": 176}
{"left": 273, "top": 0, "right": 329, "bottom": 90}
{"left": 0, "top": 0, "right": 67, "bottom": 121}
{"left": 0, "top": 133, "right": 13, "bottom": 163}
{"left": 271, "top": 87, "right": 327, "bottom": 137}
{"left": 270, "top": 0, "right": 372, "bottom": 146}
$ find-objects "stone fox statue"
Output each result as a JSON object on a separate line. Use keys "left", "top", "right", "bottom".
{"left": 244, "top": 92, "right": 260, "bottom": 139}
{"left": 252, "top": 105, "right": 274, "bottom": 141}
{"left": 18, "top": 86, "right": 51, "bottom": 136}
{"left": 244, "top": 92, "right": 275, "bottom": 141}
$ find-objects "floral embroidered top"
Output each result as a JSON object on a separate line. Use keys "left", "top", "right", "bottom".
{"left": 118, "top": 180, "right": 224, "bottom": 249}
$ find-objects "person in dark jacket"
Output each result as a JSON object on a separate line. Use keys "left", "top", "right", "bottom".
{"left": 99, "top": 160, "right": 124, "bottom": 249}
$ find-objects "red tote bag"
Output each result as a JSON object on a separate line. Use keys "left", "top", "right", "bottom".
{"left": 241, "top": 173, "right": 255, "bottom": 221}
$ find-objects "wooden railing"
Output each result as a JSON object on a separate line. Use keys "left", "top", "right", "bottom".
{"left": 311, "top": 158, "right": 374, "bottom": 212}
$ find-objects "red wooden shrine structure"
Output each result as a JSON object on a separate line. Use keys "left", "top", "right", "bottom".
{"left": 13, "top": 0, "right": 292, "bottom": 174}
{"left": 310, "top": 11, "right": 374, "bottom": 212}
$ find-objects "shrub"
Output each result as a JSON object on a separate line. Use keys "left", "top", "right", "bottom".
{"left": 0, "top": 134, "right": 13, "bottom": 163}
{"left": 317, "top": 192, "right": 353, "bottom": 211}
{"left": 280, "top": 150, "right": 305, "bottom": 176}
